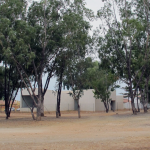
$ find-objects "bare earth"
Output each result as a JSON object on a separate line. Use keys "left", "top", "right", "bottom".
{"left": 0, "top": 110, "right": 150, "bottom": 150}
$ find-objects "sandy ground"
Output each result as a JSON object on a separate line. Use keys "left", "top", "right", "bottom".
{"left": 0, "top": 110, "right": 150, "bottom": 150}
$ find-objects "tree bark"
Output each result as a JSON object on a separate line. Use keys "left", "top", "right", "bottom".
{"left": 36, "top": 102, "right": 41, "bottom": 121}
{"left": 31, "top": 109, "right": 36, "bottom": 120}
{"left": 137, "top": 88, "right": 140, "bottom": 112}
{"left": 129, "top": 81, "right": 137, "bottom": 115}
{"left": 4, "top": 62, "right": 9, "bottom": 119}
{"left": 41, "top": 96, "right": 44, "bottom": 117}
{"left": 56, "top": 59, "right": 65, "bottom": 118}
{"left": 103, "top": 102, "right": 109, "bottom": 113}
{"left": 40, "top": 101, "right": 44, "bottom": 117}
{"left": 56, "top": 81, "right": 62, "bottom": 118}
{"left": 144, "top": 105, "right": 148, "bottom": 113}
{"left": 77, "top": 100, "right": 81, "bottom": 118}
{"left": 21, "top": 89, "right": 36, "bottom": 120}
{"left": 131, "top": 101, "right": 137, "bottom": 115}
{"left": 37, "top": 75, "right": 42, "bottom": 121}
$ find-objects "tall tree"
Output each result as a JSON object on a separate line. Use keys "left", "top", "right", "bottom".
{"left": 0, "top": 0, "right": 29, "bottom": 119}
{"left": 0, "top": 0, "right": 93, "bottom": 120}
{"left": 95, "top": 0, "right": 150, "bottom": 114}
{"left": 54, "top": 52, "right": 67, "bottom": 118}
{"left": 87, "top": 61, "right": 118, "bottom": 113}
{"left": 63, "top": 57, "right": 93, "bottom": 118}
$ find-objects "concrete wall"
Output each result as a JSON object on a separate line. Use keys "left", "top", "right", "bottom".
{"left": 21, "top": 96, "right": 38, "bottom": 108}
{"left": 20, "top": 89, "right": 123, "bottom": 112}
{"left": 44, "top": 90, "right": 74, "bottom": 111}
{"left": 124, "top": 102, "right": 143, "bottom": 109}
{"left": 20, "top": 89, "right": 74, "bottom": 112}
{"left": 110, "top": 90, "right": 116, "bottom": 101}
{"left": 20, "top": 93, "right": 37, "bottom": 112}
{"left": 22, "top": 88, "right": 38, "bottom": 95}
{"left": 95, "top": 90, "right": 116, "bottom": 111}
{"left": 116, "top": 95, "right": 124, "bottom": 110}
{"left": 95, "top": 99, "right": 106, "bottom": 111}
{"left": 79, "top": 89, "right": 95, "bottom": 111}
{"left": 61, "top": 91, "right": 74, "bottom": 111}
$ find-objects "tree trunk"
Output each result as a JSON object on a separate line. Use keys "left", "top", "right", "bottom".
{"left": 130, "top": 86, "right": 137, "bottom": 115}
{"left": 56, "top": 60, "right": 64, "bottom": 118}
{"left": 56, "top": 90, "right": 60, "bottom": 118}
{"left": 103, "top": 102, "right": 109, "bottom": 113}
{"left": 56, "top": 110, "right": 59, "bottom": 118}
{"left": 144, "top": 77, "right": 149, "bottom": 113}
{"left": 131, "top": 101, "right": 137, "bottom": 115}
{"left": 144, "top": 105, "right": 148, "bottom": 113}
{"left": 37, "top": 75, "right": 42, "bottom": 121}
{"left": 137, "top": 88, "right": 140, "bottom": 112}
{"left": 41, "top": 97, "right": 44, "bottom": 117}
{"left": 4, "top": 62, "right": 9, "bottom": 119}
{"left": 141, "top": 88, "right": 148, "bottom": 113}
{"left": 36, "top": 102, "right": 41, "bottom": 121}
{"left": 106, "top": 108, "right": 108, "bottom": 113}
{"left": 5, "top": 103, "right": 9, "bottom": 119}
{"left": 107, "top": 99, "right": 109, "bottom": 112}
{"left": 56, "top": 83, "right": 62, "bottom": 118}
{"left": 31, "top": 107, "right": 36, "bottom": 120}
{"left": 77, "top": 100, "right": 81, "bottom": 118}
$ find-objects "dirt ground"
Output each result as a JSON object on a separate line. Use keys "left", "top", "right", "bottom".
{"left": 0, "top": 110, "right": 150, "bottom": 150}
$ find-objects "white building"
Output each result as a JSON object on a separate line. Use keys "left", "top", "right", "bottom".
{"left": 20, "top": 89, "right": 123, "bottom": 112}
{"left": 123, "top": 97, "right": 143, "bottom": 109}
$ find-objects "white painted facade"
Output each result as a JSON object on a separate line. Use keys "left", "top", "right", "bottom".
{"left": 123, "top": 97, "right": 143, "bottom": 109}
{"left": 20, "top": 89, "right": 124, "bottom": 112}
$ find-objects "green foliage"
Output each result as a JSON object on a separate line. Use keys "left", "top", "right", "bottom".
{"left": 87, "top": 61, "right": 118, "bottom": 102}
{"left": 95, "top": 0, "right": 150, "bottom": 95}
{"left": 0, "top": 0, "right": 94, "bottom": 119}
{"left": 63, "top": 57, "right": 93, "bottom": 101}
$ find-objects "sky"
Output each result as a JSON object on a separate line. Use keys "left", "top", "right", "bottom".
{"left": 15, "top": 0, "right": 126, "bottom": 100}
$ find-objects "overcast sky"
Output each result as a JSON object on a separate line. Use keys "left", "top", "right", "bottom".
{"left": 16, "top": 0, "right": 125, "bottom": 100}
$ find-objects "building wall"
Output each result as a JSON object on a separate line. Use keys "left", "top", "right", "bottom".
{"left": 20, "top": 89, "right": 123, "bottom": 112}
{"left": 123, "top": 97, "right": 143, "bottom": 109}
{"left": 44, "top": 90, "right": 74, "bottom": 111}
{"left": 95, "top": 90, "right": 116, "bottom": 111}
{"left": 20, "top": 89, "right": 74, "bottom": 112}
{"left": 110, "top": 90, "right": 116, "bottom": 101}
{"left": 116, "top": 95, "right": 124, "bottom": 110}
{"left": 60, "top": 91, "right": 74, "bottom": 111}
{"left": 95, "top": 99, "right": 107, "bottom": 111}
{"left": 20, "top": 89, "right": 38, "bottom": 109}
{"left": 79, "top": 89, "right": 95, "bottom": 111}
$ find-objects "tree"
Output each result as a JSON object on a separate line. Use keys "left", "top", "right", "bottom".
{"left": 54, "top": 52, "right": 67, "bottom": 118}
{"left": 0, "top": 0, "right": 29, "bottom": 119}
{"left": 0, "top": 0, "right": 93, "bottom": 120}
{"left": 63, "top": 57, "right": 93, "bottom": 118}
{"left": 95, "top": 0, "right": 150, "bottom": 114}
{"left": 87, "top": 61, "right": 118, "bottom": 113}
